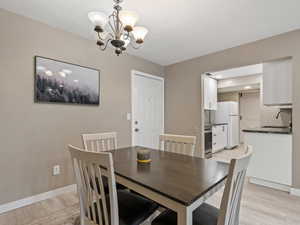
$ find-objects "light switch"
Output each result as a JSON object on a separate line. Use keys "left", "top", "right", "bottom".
{"left": 126, "top": 113, "right": 131, "bottom": 121}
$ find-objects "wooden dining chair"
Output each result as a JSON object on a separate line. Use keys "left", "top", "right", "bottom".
{"left": 152, "top": 145, "right": 253, "bottom": 225}
{"left": 82, "top": 132, "right": 117, "bottom": 152}
{"left": 68, "top": 145, "right": 159, "bottom": 225}
{"left": 159, "top": 134, "right": 196, "bottom": 156}
{"left": 82, "top": 132, "right": 126, "bottom": 191}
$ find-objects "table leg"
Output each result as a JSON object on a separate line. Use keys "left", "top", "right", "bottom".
{"left": 177, "top": 207, "right": 193, "bottom": 225}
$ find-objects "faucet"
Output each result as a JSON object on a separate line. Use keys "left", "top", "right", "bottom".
{"left": 275, "top": 111, "right": 281, "bottom": 119}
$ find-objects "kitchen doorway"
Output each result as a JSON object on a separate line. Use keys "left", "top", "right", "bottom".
{"left": 201, "top": 64, "right": 262, "bottom": 158}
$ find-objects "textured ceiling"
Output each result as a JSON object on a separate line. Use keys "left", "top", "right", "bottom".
{"left": 1, "top": 0, "right": 300, "bottom": 65}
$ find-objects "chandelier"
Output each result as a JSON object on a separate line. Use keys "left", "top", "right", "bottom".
{"left": 88, "top": 0, "right": 148, "bottom": 56}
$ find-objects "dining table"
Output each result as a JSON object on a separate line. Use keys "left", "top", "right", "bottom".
{"left": 107, "top": 146, "right": 229, "bottom": 225}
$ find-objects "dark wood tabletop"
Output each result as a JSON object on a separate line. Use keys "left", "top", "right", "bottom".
{"left": 109, "top": 146, "right": 228, "bottom": 206}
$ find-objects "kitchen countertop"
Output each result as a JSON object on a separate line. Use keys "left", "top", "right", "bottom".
{"left": 243, "top": 127, "right": 292, "bottom": 134}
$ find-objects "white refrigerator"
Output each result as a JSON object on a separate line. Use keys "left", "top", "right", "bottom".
{"left": 214, "top": 101, "right": 240, "bottom": 149}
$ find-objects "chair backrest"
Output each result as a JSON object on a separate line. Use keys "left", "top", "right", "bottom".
{"left": 82, "top": 132, "right": 117, "bottom": 152}
{"left": 217, "top": 145, "right": 253, "bottom": 225}
{"left": 159, "top": 134, "right": 196, "bottom": 156}
{"left": 68, "top": 145, "right": 119, "bottom": 225}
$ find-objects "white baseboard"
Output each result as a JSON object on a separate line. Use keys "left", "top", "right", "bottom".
{"left": 0, "top": 184, "right": 76, "bottom": 214}
{"left": 290, "top": 188, "right": 300, "bottom": 197}
{"left": 249, "top": 177, "right": 291, "bottom": 192}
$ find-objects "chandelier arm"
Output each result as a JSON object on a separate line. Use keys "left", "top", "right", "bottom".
{"left": 118, "top": 18, "right": 124, "bottom": 37}
{"left": 108, "top": 14, "right": 117, "bottom": 35}
{"left": 112, "top": 12, "right": 118, "bottom": 35}
{"left": 107, "top": 32, "right": 115, "bottom": 39}
{"left": 116, "top": 7, "right": 123, "bottom": 39}
{"left": 115, "top": 10, "right": 120, "bottom": 38}
{"left": 100, "top": 39, "right": 112, "bottom": 51}
{"left": 112, "top": 10, "right": 124, "bottom": 39}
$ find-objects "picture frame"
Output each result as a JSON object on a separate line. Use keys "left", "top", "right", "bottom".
{"left": 34, "top": 56, "right": 100, "bottom": 105}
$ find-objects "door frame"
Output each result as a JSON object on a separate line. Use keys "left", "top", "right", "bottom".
{"left": 200, "top": 73, "right": 207, "bottom": 158}
{"left": 131, "top": 70, "right": 165, "bottom": 146}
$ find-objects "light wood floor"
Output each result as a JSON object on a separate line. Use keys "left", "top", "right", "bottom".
{"left": 1, "top": 180, "right": 300, "bottom": 225}
{"left": 208, "top": 180, "right": 300, "bottom": 225}
{"left": 0, "top": 192, "right": 79, "bottom": 225}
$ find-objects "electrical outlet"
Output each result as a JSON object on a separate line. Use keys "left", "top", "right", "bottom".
{"left": 53, "top": 165, "right": 60, "bottom": 176}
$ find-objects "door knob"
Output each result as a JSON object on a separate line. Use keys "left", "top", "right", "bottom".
{"left": 134, "top": 128, "right": 139, "bottom": 132}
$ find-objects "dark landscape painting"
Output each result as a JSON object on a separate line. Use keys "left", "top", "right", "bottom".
{"left": 35, "top": 56, "right": 100, "bottom": 105}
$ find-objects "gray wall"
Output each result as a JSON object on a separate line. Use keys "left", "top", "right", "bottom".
{"left": 0, "top": 9, "right": 164, "bottom": 204}
{"left": 165, "top": 30, "right": 300, "bottom": 189}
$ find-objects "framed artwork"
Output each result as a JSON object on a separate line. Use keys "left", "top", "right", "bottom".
{"left": 34, "top": 56, "right": 100, "bottom": 105}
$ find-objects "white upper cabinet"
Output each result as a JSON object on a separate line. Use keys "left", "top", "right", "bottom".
{"left": 263, "top": 59, "right": 292, "bottom": 106}
{"left": 203, "top": 76, "right": 218, "bottom": 110}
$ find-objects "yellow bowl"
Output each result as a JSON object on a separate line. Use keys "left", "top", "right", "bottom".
{"left": 137, "top": 159, "right": 152, "bottom": 163}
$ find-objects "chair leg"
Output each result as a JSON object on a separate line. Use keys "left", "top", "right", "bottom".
{"left": 234, "top": 201, "right": 240, "bottom": 225}
{"left": 140, "top": 209, "right": 162, "bottom": 225}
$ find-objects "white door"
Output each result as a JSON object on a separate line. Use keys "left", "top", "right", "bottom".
{"left": 132, "top": 71, "right": 164, "bottom": 149}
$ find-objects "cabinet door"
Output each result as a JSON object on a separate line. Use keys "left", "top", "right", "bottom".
{"left": 263, "top": 59, "right": 292, "bottom": 105}
{"left": 203, "top": 76, "right": 210, "bottom": 110}
{"left": 209, "top": 78, "right": 218, "bottom": 110}
{"left": 220, "top": 125, "right": 228, "bottom": 148}
{"left": 212, "top": 126, "right": 219, "bottom": 152}
{"left": 212, "top": 125, "right": 227, "bottom": 152}
{"left": 203, "top": 76, "right": 218, "bottom": 110}
{"left": 245, "top": 133, "right": 292, "bottom": 186}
